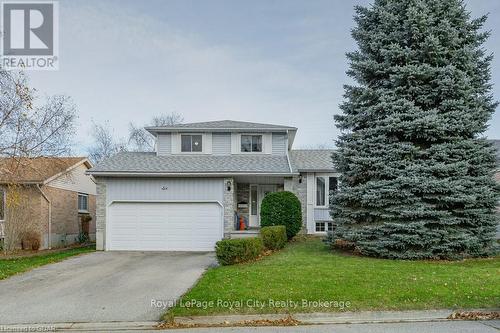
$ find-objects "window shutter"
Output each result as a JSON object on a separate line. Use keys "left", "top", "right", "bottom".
{"left": 263, "top": 133, "right": 272, "bottom": 154}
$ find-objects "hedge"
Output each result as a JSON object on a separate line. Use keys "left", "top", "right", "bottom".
{"left": 215, "top": 237, "right": 264, "bottom": 265}
{"left": 260, "top": 191, "right": 302, "bottom": 239}
{"left": 260, "top": 226, "right": 287, "bottom": 250}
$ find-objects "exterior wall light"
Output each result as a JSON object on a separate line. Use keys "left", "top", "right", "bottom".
{"left": 298, "top": 174, "right": 303, "bottom": 184}
{"left": 226, "top": 180, "right": 232, "bottom": 192}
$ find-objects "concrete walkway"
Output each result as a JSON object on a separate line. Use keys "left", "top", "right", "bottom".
{"left": 1, "top": 309, "right": 498, "bottom": 332}
{"left": 0, "top": 251, "right": 215, "bottom": 324}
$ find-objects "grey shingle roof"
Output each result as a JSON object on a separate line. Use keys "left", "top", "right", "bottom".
{"left": 88, "top": 152, "right": 292, "bottom": 174}
{"left": 289, "top": 149, "right": 336, "bottom": 172}
{"left": 145, "top": 120, "right": 297, "bottom": 132}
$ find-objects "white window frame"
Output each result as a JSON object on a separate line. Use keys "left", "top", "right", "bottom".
{"left": 180, "top": 133, "right": 204, "bottom": 154}
{"left": 239, "top": 133, "right": 266, "bottom": 154}
{"left": 315, "top": 221, "right": 333, "bottom": 233}
{"left": 315, "top": 176, "right": 327, "bottom": 208}
{"left": 314, "top": 173, "right": 340, "bottom": 208}
{"left": 0, "top": 189, "right": 5, "bottom": 222}
{"left": 240, "top": 134, "right": 263, "bottom": 153}
{"left": 78, "top": 193, "right": 89, "bottom": 213}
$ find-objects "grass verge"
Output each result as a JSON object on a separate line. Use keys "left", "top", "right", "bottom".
{"left": 0, "top": 245, "right": 95, "bottom": 280}
{"left": 167, "top": 238, "right": 499, "bottom": 318}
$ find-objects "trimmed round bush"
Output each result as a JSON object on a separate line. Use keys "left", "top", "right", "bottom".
{"left": 215, "top": 237, "right": 263, "bottom": 265}
{"left": 260, "top": 225, "right": 287, "bottom": 250}
{"left": 260, "top": 191, "right": 302, "bottom": 240}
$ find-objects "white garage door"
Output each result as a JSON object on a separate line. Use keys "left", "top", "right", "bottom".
{"left": 107, "top": 202, "right": 222, "bottom": 251}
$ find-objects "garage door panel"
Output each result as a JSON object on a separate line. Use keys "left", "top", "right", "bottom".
{"left": 108, "top": 202, "right": 222, "bottom": 251}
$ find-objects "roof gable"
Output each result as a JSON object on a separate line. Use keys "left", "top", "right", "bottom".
{"left": 0, "top": 157, "right": 90, "bottom": 184}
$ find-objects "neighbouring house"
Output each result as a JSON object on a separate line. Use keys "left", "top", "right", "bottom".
{"left": 0, "top": 157, "right": 97, "bottom": 249}
{"left": 87, "top": 120, "right": 338, "bottom": 251}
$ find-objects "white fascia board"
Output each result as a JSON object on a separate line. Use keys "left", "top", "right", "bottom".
{"left": 87, "top": 172, "right": 298, "bottom": 177}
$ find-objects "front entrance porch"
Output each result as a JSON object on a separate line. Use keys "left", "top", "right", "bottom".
{"left": 230, "top": 176, "right": 285, "bottom": 237}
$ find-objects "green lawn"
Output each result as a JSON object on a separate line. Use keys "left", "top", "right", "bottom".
{"left": 167, "top": 238, "right": 500, "bottom": 317}
{"left": 0, "top": 245, "right": 95, "bottom": 280}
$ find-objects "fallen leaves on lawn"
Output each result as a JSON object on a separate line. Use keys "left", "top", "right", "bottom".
{"left": 157, "top": 315, "right": 301, "bottom": 330}
{"left": 448, "top": 311, "right": 500, "bottom": 321}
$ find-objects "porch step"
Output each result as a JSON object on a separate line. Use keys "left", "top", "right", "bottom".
{"left": 229, "top": 230, "right": 260, "bottom": 239}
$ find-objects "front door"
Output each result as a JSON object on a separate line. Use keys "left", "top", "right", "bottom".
{"left": 249, "top": 185, "right": 276, "bottom": 227}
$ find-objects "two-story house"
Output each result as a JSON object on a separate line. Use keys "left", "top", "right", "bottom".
{"left": 87, "top": 120, "right": 337, "bottom": 251}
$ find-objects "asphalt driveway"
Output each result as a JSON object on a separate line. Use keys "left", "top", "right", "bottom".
{"left": 0, "top": 251, "right": 215, "bottom": 324}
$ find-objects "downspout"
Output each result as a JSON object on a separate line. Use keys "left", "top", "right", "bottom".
{"left": 285, "top": 130, "right": 293, "bottom": 174}
{"left": 37, "top": 185, "right": 52, "bottom": 249}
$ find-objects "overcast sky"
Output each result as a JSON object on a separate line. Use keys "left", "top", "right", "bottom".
{"left": 28, "top": 0, "right": 500, "bottom": 154}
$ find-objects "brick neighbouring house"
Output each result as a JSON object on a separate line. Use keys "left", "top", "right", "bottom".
{"left": 0, "top": 157, "right": 96, "bottom": 249}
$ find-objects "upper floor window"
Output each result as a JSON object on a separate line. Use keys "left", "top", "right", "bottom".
{"left": 78, "top": 193, "right": 88, "bottom": 212}
{"left": 241, "top": 135, "right": 262, "bottom": 152}
{"left": 0, "top": 190, "right": 5, "bottom": 221}
{"left": 181, "top": 134, "right": 203, "bottom": 152}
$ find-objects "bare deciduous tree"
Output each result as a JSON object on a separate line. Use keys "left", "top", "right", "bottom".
{"left": 128, "top": 112, "right": 183, "bottom": 151}
{"left": 0, "top": 70, "right": 76, "bottom": 158}
{"left": 87, "top": 120, "right": 124, "bottom": 164}
{"left": 0, "top": 68, "right": 76, "bottom": 252}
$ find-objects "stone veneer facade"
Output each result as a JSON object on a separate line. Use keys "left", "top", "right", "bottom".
{"left": 95, "top": 180, "right": 107, "bottom": 250}
{"left": 285, "top": 175, "right": 308, "bottom": 233}
{"left": 222, "top": 177, "right": 236, "bottom": 237}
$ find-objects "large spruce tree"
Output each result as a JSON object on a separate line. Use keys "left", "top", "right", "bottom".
{"left": 331, "top": 0, "right": 498, "bottom": 259}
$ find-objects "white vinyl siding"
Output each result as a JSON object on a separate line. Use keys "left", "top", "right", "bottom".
{"left": 212, "top": 133, "right": 231, "bottom": 155}
{"left": 157, "top": 133, "right": 172, "bottom": 155}
{"left": 105, "top": 178, "right": 224, "bottom": 205}
{"left": 272, "top": 133, "right": 287, "bottom": 155}
{"left": 314, "top": 208, "right": 332, "bottom": 221}
{"left": 47, "top": 164, "right": 97, "bottom": 195}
